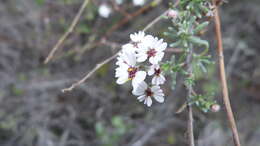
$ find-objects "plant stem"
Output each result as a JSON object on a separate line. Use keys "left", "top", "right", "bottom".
{"left": 186, "top": 48, "right": 195, "bottom": 146}
{"left": 213, "top": 1, "right": 241, "bottom": 146}
{"left": 44, "top": 0, "right": 90, "bottom": 64}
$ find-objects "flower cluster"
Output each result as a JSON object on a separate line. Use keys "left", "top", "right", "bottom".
{"left": 115, "top": 31, "right": 167, "bottom": 107}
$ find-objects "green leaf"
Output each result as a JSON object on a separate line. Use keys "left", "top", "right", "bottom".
{"left": 164, "top": 32, "right": 178, "bottom": 39}
{"left": 170, "top": 40, "right": 182, "bottom": 48}
{"left": 95, "top": 122, "right": 105, "bottom": 136}
{"left": 35, "top": 0, "right": 45, "bottom": 5}
{"left": 161, "top": 62, "right": 172, "bottom": 72}
{"left": 170, "top": 72, "right": 177, "bottom": 90}
{"left": 194, "top": 21, "right": 209, "bottom": 34}
{"left": 111, "top": 116, "right": 123, "bottom": 128}
{"left": 188, "top": 36, "right": 209, "bottom": 48}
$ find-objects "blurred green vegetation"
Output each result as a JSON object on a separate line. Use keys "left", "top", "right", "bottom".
{"left": 95, "top": 116, "right": 131, "bottom": 146}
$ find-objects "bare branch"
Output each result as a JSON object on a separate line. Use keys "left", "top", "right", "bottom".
{"left": 44, "top": 0, "right": 90, "bottom": 64}
{"left": 186, "top": 48, "right": 195, "bottom": 146}
{"left": 62, "top": 51, "right": 119, "bottom": 92}
{"left": 213, "top": 0, "right": 241, "bottom": 146}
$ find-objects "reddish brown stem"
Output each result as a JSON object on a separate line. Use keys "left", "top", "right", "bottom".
{"left": 213, "top": 1, "right": 241, "bottom": 146}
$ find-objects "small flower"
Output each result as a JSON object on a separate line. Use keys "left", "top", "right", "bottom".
{"left": 148, "top": 64, "right": 166, "bottom": 85}
{"left": 115, "top": 0, "right": 124, "bottom": 5}
{"left": 210, "top": 104, "right": 220, "bottom": 112}
{"left": 132, "top": 0, "right": 145, "bottom": 6}
{"left": 136, "top": 36, "right": 167, "bottom": 64}
{"left": 115, "top": 49, "right": 146, "bottom": 86}
{"left": 121, "top": 43, "right": 137, "bottom": 52}
{"left": 132, "top": 81, "right": 165, "bottom": 107}
{"left": 129, "top": 31, "right": 149, "bottom": 48}
{"left": 98, "top": 4, "right": 112, "bottom": 18}
{"left": 167, "top": 10, "right": 178, "bottom": 19}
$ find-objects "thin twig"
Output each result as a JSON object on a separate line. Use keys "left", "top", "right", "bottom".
{"left": 105, "top": 0, "right": 161, "bottom": 37}
{"left": 44, "top": 0, "right": 90, "bottom": 64}
{"left": 142, "top": 10, "right": 169, "bottom": 32}
{"left": 213, "top": 1, "right": 241, "bottom": 146}
{"left": 62, "top": 52, "right": 119, "bottom": 92}
{"left": 186, "top": 48, "right": 195, "bottom": 146}
{"left": 142, "top": 0, "right": 180, "bottom": 32}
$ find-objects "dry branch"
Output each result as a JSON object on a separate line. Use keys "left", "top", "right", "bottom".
{"left": 213, "top": 1, "right": 241, "bottom": 146}
{"left": 44, "top": 0, "right": 90, "bottom": 64}
{"left": 62, "top": 52, "right": 119, "bottom": 92}
{"left": 186, "top": 48, "right": 195, "bottom": 146}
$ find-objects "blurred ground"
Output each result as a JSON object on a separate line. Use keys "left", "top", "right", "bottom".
{"left": 0, "top": 0, "right": 260, "bottom": 146}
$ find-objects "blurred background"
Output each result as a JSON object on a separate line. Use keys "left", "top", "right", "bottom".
{"left": 0, "top": 0, "right": 260, "bottom": 146}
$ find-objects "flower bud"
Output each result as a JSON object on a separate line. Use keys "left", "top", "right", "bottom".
{"left": 166, "top": 10, "right": 178, "bottom": 19}
{"left": 211, "top": 104, "right": 221, "bottom": 112}
{"left": 98, "top": 4, "right": 112, "bottom": 18}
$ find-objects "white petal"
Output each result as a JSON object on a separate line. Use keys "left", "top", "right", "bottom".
{"left": 123, "top": 51, "right": 136, "bottom": 66}
{"left": 152, "top": 76, "right": 158, "bottom": 85}
{"left": 149, "top": 56, "right": 159, "bottom": 65}
{"left": 159, "top": 74, "right": 166, "bottom": 84}
{"left": 146, "top": 97, "right": 153, "bottom": 107}
{"left": 116, "top": 75, "right": 128, "bottom": 84}
{"left": 132, "top": 81, "right": 147, "bottom": 96}
{"left": 157, "top": 52, "right": 165, "bottom": 60}
{"left": 137, "top": 95, "right": 146, "bottom": 102}
{"left": 149, "top": 52, "right": 164, "bottom": 64}
{"left": 148, "top": 66, "right": 155, "bottom": 76}
{"left": 136, "top": 53, "right": 148, "bottom": 62}
{"left": 132, "top": 71, "right": 146, "bottom": 87}
{"left": 122, "top": 43, "right": 135, "bottom": 52}
{"left": 152, "top": 75, "right": 165, "bottom": 85}
{"left": 151, "top": 86, "right": 161, "bottom": 93}
{"left": 158, "top": 42, "right": 167, "bottom": 51}
{"left": 153, "top": 94, "right": 164, "bottom": 103}
{"left": 130, "top": 34, "right": 135, "bottom": 42}
{"left": 115, "top": 65, "right": 128, "bottom": 77}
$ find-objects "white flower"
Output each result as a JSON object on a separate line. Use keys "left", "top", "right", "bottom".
{"left": 115, "top": 0, "right": 124, "bottom": 5}
{"left": 122, "top": 43, "right": 137, "bottom": 52}
{"left": 116, "top": 44, "right": 137, "bottom": 65}
{"left": 128, "top": 31, "right": 153, "bottom": 50}
{"left": 148, "top": 64, "right": 166, "bottom": 85}
{"left": 115, "top": 49, "right": 146, "bottom": 86}
{"left": 98, "top": 4, "right": 112, "bottom": 18}
{"left": 136, "top": 36, "right": 167, "bottom": 64}
{"left": 130, "top": 31, "right": 146, "bottom": 43}
{"left": 132, "top": 0, "right": 145, "bottom": 6}
{"left": 132, "top": 81, "right": 165, "bottom": 107}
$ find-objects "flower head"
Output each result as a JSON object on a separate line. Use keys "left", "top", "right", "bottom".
{"left": 148, "top": 64, "right": 166, "bottom": 85}
{"left": 129, "top": 31, "right": 152, "bottom": 50}
{"left": 132, "top": 0, "right": 145, "bottom": 6}
{"left": 136, "top": 37, "right": 167, "bottom": 64}
{"left": 167, "top": 10, "right": 178, "bottom": 19}
{"left": 98, "top": 4, "right": 112, "bottom": 18}
{"left": 132, "top": 81, "right": 165, "bottom": 107}
{"left": 115, "top": 49, "right": 146, "bottom": 86}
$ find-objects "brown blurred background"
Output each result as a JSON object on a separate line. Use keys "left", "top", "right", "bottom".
{"left": 0, "top": 0, "right": 260, "bottom": 146}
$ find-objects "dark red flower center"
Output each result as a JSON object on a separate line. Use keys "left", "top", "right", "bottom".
{"left": 145, "top": 88, "right": 154, "bottom": 97}
{"left": 127, "top": 67, "right": 138, "bottom": 80}
{"left": 147, "top": 48, "right": 157, "bottom": 57}
{"left": 154, "top": 68, "right": 161, "bottom": 76}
